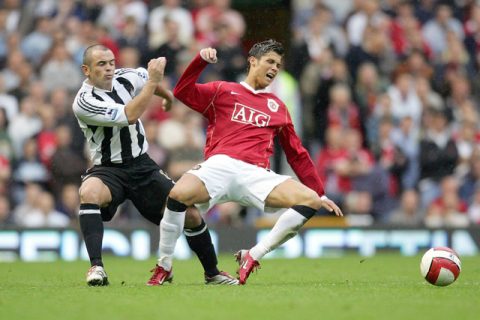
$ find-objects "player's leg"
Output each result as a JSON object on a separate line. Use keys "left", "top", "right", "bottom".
{"left": 184, "top": 207, "right": 238, "bottom": 285}
{"left": 248, "top": 179, "right": 322, "bottom": 261}
{"left": 238, "top": 179, "right": 342, "bottom": 284}
{"left": 132, "top": 165, "right": 233, "bottom": 285}
{"left": 158, "top": 173, "right": 211, "bottom": 273}
{"left": 78, "top": 177, "right": 113, "bottom": 286}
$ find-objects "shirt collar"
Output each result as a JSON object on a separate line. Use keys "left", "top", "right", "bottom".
{"left": 83, "top": 79, "right": 113, "bottom": 92}
{"left": 240, "top": 81, "right": 269, "bottom": 94}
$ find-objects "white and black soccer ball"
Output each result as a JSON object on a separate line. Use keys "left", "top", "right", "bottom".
{"left": 420, "top": 247, "right": 461, "bottom": 286}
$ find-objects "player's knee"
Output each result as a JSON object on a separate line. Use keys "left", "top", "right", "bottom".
{"left": 168, "top": 187, "right": 193, "bottom": 207}
{"left": 79, "top": 184, "right": 104, "bottom": 205}
{"left": 294, "top": 189, "right": 322, "bottom": 210}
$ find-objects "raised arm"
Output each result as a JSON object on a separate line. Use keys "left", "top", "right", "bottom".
{"left": 124, "top": 57, "right": 167, "bottom": 124}
{"left": 173, "top": 48, "right": 220, "bottom": 113}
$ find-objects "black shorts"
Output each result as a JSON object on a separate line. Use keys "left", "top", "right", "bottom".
{"left": 81, "top": 153, "right": 174, "bottom": 225}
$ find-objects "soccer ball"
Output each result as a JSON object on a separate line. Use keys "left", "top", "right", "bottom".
{"left": 420, "top": 247, "right": 461, "bottom": 286}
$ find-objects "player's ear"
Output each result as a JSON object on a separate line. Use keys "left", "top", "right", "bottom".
{"left": 248, "top": 56, "right": 257, "bottom": 70}
{"left": 81, "top": 64, "right": 90, "bottom": 77}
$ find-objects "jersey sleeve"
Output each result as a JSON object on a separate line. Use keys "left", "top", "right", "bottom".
{"left": 278, "top": 118, "right": 325, "bottom": 196}
{"left": 115, "top": 67, "right": 149, "bottom": 95}
{"left": 73, "top": 91, "right": 129, "bottom": 127}
{"left": 173, "top": 53, "right": 220, "bottom": 113}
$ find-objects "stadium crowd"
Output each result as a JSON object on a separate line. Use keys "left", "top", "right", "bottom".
{"left": 0, "top": 0, "right": 479, "bottom": 229}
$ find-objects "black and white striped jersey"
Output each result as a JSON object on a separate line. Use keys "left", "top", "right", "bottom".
{"left": 72, "top": 67, "right": 150, "bottom": 165}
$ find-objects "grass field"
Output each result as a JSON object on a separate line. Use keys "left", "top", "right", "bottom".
{"left": 0, "top": 254, "right": 479, "bottom": 320}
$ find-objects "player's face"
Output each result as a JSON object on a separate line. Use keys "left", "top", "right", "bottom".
{"left": 83, "top": 49, "right": 116, "bottom": 90}
{"left": 248, "top": 51, "right": 282, "bottom": 90}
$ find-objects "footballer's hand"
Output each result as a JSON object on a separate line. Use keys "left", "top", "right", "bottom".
{"left": 320, "top": 195, "right": 343, "bottom": 217}
{"left": 200, "top": 48, "right": 218, "bottom": 63}
{"left": 148, "top": 57, "right": 166, "bottom": 83}
{"left": 162, "top": 90, "right": 173, "bottom": 112}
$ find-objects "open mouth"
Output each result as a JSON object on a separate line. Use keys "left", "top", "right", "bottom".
{"left": 266, "top": 72, "right": 275, "bottom": 80}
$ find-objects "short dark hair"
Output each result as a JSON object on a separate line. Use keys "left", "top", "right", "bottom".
{"left": 82, "top": 44, "right": 110, "bottom": 66}
{"left": 247, "top": 39, "right": 284, "bottom": 72}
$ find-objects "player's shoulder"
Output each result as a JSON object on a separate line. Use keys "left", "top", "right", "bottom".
{"left": 115, "top": 67, "right": 148, "bottom": 80}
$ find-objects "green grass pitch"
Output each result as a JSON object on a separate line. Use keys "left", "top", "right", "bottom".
{"left": 0, "top": 254, "right": 478, "bottom": 320}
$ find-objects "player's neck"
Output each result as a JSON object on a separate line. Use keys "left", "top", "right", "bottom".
{"left": 243, "top": 77, "right": 265, "bottom": 91}
{"left": 86, "top": 79, "right": 113, "bottom": 91}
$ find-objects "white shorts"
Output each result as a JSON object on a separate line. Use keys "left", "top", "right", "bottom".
{"left": 187, "top": 154, "right": 291, "bottom": 214}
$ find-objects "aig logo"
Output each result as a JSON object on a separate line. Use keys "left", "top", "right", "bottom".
{"left": 231, "top": 103, "right": 270, "bottom": 127}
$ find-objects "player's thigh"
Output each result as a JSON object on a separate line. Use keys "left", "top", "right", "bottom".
{"left": 79, "top": 177, "right": 112, "bottom": 206}
{"left": 169, "top": 173, "right": 211, "bottom": 206}
{"left": 130, "top": 169, "right": 174, "bottom": 225}
{"left": 265, "top": 179, "right": 320, "bottom": 209}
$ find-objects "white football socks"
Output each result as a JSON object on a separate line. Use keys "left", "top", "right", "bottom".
{"left": 249, "top": 208, "right": 307, "bottom": 261}
{"left": 158, "top": 209, "right": 185, "bottom": 270}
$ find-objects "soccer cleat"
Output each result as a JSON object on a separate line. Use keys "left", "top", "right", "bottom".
{"left": 235, "top": 250, "right": 260, "bottom": 285}
{"left": 86, "top": 265, "right": 109, "bottom": 286}
{"left": 205, "top": 271, "right": 239, "bottom": 285}
{"left": 146, "top": 265, "right": 173, "bottom": 286}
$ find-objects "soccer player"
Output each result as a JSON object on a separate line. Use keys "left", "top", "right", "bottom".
{"left": 72, "top": 44, "right": 238, "bottom": 286}
{"left": 153, "top": 39, "right": 343, "bottom": 285}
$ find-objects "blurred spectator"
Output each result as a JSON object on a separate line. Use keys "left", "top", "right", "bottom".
{"left": 346, "top": 25, "right": 396, "bottom": 80}
{"left": 388, "top": 189, "right": 423, "bottom": 226}
{"left": 393, "top": 50, "right": 434, "bottom": 83}
{"left": 50, "top": 124, "right": 86, "bottom": 195}
{"left": 345, "top": 0, "right": 389, "bottom": 47}
{"left": 148, "top": 0, "right": 194, "bottom": 49}
{"left": 0, "top": 108, "right": 14, "bottom": 161}
{"left": 8, "top": 97, "right": 42, "bottom": 158}
{"left": 419, "top": 108, "right": 459, "bottom": 208}
{"left": 209, "top": 21, "right": 246, "bottom": 82}
{"left": 387, "top": 72, "right": 422, "bottom": 124}
{"left": 116, "top": 15, "right": 149, "bottom": 63}
{"left": 310, "top": 55, "right": 350, "bottom": 145}
{"left": 0, "top": 152, "right": 11, "bottom": 196}
{"left": 55, "top": 183, "right": 80, "bottom": 220}
{"left": 424, "top": 175, "right": 469, "bottom": 228}
{"left": 147, "top": 16, "right": 187, "bottom": 79}
{"left": 0, "top": 49, "right": 24, "bottom": 92}
{"left": 97, "top": 0, "right": 148, "bottom": 39}
{"left": 422, "top": 3, "right": 464, "bottom": 61}
{"left": 315, "top": 126, "right": 349, "bottom": 206}
{"left": 467, "top": 186, "right": 480, "bottom": 224}
{"left": 48, "top": 87, "right": 84, "bottom": 156}
{"left": 118, "top": 46, "right": 141, "bottom": 68}
{"left": 326, "top": 83, "right": 362, "bottom": 136}
{"left": 0, "top": 74, "right": 18, "bottom": 122}
{"left": 391, "top": 115, "right": 420, "bottom": 190}
{"left": 295, "top": 3, "right": 348, "bottom": 57}
{"left": 11, "top": 137, "right": 50, "bottom": 203}
{"left": 143, "top": 120, "right": 168, "bottom": 169}
{"left": 370, "top": 117, "right": 407, "bottom": 196}
{"left": 195, "top": 0, "right": 245, "bottom": 46}
{"left": 14, "top": 185, "right": 70, "bottom": 228}
{"left": 2, "top": 0, "right": 21, "bottom": 33}
{"left": 459, "top": 147, "right": 480, "bottom": 204}
{"left": 71, "top": 0, "right": 102, "bottom": 22}
{"left": 40, "top": 41, "right": 83, "bottom": 93}
{"left": 20, "top": 16, "right": 53, "bottom": 67}
{"left": 353, "top": 62, "right": 388, "bottom": 144}
{"left": 38, "top": 105, "right": 57, "bottom": 151}
{"left": 389, "top": 1, "right": 432, "bottom": 59}
{"left": 0, "top": 194, "right": 12, "bottom": 226}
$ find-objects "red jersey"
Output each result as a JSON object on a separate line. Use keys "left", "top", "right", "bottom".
{"left": 173, "top": 53, "right": 324, "bottom": 195}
